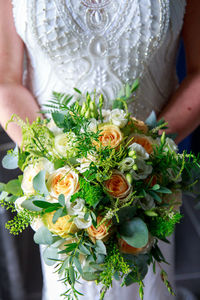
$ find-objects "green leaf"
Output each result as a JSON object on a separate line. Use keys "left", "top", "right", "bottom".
{"left": 2, "top": 146, "right": 18, "bottom": 169}
{"left": 74, "top": 88, "right": 82, "bottom": 94}
{"left": 74, "top": 257, "right": 82, "bottom": 274}
{"left": 125, "top": 83, "right": 131, "bottom": 98}
{"left": 149, "top": 191, "right": 162, "bottom": 203}
{"left": 6, "top": 179, "right": 23, "bottom": 196}
{"left": 52, "top": 208, "right": 64, "bottom": 224}
{"left": 158, "top": 187, "right": 172, "bottom": 194}
{"left": 33, "top": 201, "right": 60, "bottom": 209}
{"left": 95, "top": 240, "right": 107, "bottom": 255}
{"left": 58, "top": 194, "right": 65, "bottom": 206}
{"left": 84, "top": 212, "right": 90, "bottom": 221}
{"left": 69, "top": 266, "right": 75, "bottom": 284}
{"left": 34, "top": 226, "right": 53, "bottom": 245}
{"left": 43, "top": 246, "right": 59, "bottom": 266}
{"left": 33, "top": 171, "right": 49, "bottom": 195}
{"left": 52, "top": 112, "right": 66, "bottom": 128}
{"left": 120, "top": 218, "right": 149, "bottom": 248}
{"left": 130, "top": 79, "right": 139, "bottom": 93}
{"left": 151, "top": 184, "right": 160, "bottom": 191}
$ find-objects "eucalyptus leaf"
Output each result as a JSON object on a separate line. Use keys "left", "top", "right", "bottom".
{"left": 2, "top": 146, "right": 18, "bottom": 170}
{"left": 58, "top": 194, "right": 65, "bottom": 206}
{"left": 34, "top": 226, "right": 53, "bottom": 245}
{"left": 79, "top": 244, "right": 91, "bottom": 256}
{"left": 33, "top": 171, "right": 49, "bottom": 195}
{"left": 52, "top": 208, "right": 64, "bottom": 224}
{"left": 74, "top": 257, "right": 82, "bottom": 274}
{"left": 6, "top": 179, "right": 22, "bottom": 196}
{"left": 120, "top": 218, "right": 148, "bottom": 248}
{"left": 52, "top": 112, "right": 65, "bottom": 128}
{"left": 145, "top": 111, "right": 157, "bottom": 128}
{"left": 95, "top": 240, "right": 107, "bottom": 255}
{"left": 21, "top": 199, "right": 43, "bottom": 212}
{"left": 43, "top": 246, "right": 58, "bottom": 266}
{"left": 82, "top": 271, "right": 99, "bottom": 281}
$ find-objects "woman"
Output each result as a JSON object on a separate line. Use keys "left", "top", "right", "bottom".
{"left": 0, "top": 0, "right": 200, "bottom": 299}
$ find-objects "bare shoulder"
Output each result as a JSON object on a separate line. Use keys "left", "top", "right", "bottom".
{"left": 0, "top": 0, "right": 24, "bottom": 84}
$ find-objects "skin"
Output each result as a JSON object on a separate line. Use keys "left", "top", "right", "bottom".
{"left": 0, "top": 0, "right": 200, "bottom": 145}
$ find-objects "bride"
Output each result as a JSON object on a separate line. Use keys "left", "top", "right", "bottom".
{"left": 0, "top": 0, "right": 200, "bottom": 299}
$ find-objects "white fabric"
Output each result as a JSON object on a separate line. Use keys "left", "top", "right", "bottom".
{"left": 11, "top": 0, "right": 186, "bottom": 299}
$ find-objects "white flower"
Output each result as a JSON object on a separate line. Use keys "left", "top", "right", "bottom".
{"left": 128, "top": 143, "right": 149, "bottom": 160}
{"left": 165, "top": 138, "right": 178, "bottom": 153}
{"left": 131, "top": 159, "right": 153, "bottom": 180}
{"left": 54, "top": 132, "right": 77, "bottom": 158}
{"left": 31, "top": 217, "right": 44, "bottom": 232}
{"left": 66, "top": 198, "right": 85, "bottom": 215}
{"left": 88, "top": 118, "right": 98, "bottom": 131}
{"left": 119, "top": 157, "right": 135, "bottom": 172}
{"left": 47, "top": 119, "right": 63, "bottom": 136}
{"left": 109, "top": 109, "right": 128, "bottom": 128}
{"left": 74, "top": 212, "right": 92, "bottom": 229}
{"left": 47, "top": 166, "right": 79, "bottom": 200}
{"left": 14, "top": 196, "right": 27, "bottom": 213}
{"left": 21, "top": 159, "right": 54, "bottom": 196}
{"left": 77, "top": 154, "right": 97, "bottom": 173}
{"left": 102, "top": 109, "right": 111, "bottom": 122}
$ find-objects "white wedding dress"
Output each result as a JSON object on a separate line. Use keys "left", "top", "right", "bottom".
{"left": 12, "top": 0, "right": 186, "bottom": 299}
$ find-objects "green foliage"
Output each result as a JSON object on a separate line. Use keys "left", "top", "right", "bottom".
{"left": 149, "top": 212, "right": 182, "bottom": 239}
{"left": 71, "top": 177, "right": 107, "bottom": 207}
{"left": 2, "top": 146, "right": 18, "bottom": 170}
{"left": 5, "top": 209, "right": 39, "bottom": 235}
{"left": 99, "top": 242, "right": 130, "bottom": 290}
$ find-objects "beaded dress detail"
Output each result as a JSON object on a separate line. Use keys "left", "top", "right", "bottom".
{"left": 12, "top": 1, "right": 186, "bottom": 299}
{"left": 13, "top": 0, "right": 185, "bottom": 119}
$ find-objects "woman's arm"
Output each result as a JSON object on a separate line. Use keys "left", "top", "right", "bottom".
{"left": 0, "top": 0, "right": 41, "bottom": 145}
{"left": 159, "top": 0, "right": 200, "bottom": 144}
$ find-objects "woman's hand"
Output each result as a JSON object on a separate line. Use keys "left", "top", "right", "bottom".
{"left": 0, "top": 0, "right": 41, "bottom": 145}
{"left": 159, "top": 0, "right": 200, "bottom": 144}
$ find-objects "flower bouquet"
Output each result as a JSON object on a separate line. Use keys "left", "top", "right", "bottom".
{"left": 1, "top": 84, "right": 200, "bottom": 300}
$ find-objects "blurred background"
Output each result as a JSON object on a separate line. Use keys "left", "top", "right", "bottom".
{"left": 0, "top": 40, "right": 200, "bottom": 300}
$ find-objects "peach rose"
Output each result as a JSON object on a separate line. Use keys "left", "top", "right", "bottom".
{"left": 128, "top": 134, "right": 154, "bottom": 154}
{"left": 95, "top": 124, "right": 123, "bottom": 148}
{"left": 44, "top": 211, "right": 78, "bottom": 238}
{"left": 87, "top": 216, "right": 112, "bottom": 243}
{"left": 118, "top": 236, "right": 153, "bottom": 255}
{"left": 104, "top": 171, "right": 131, "bottom": 199}
{"left": 47, "top": 166, "right": 79, "bottom": 200}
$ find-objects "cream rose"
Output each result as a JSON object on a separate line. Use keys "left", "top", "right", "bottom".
{"left": 47, "top": 166, "right": 79, "bottom": 200}
{"left": 47, "top": 119, "right": 63, "bottom": 136}
{"left": 95, "top": 124, "right": 123, "bottom": 148}
{"left": 21, "top": 159, "right": 54, "bottom": 196}
{"left": 15, "top": 196, "right": 27, "bottom": 213}
{"left": 44, "top": 211, "right": 78, "bottom": 238}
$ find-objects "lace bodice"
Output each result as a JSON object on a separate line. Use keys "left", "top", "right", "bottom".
{"left": 12, "top": 0, "right": 186, "bottom": 120}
